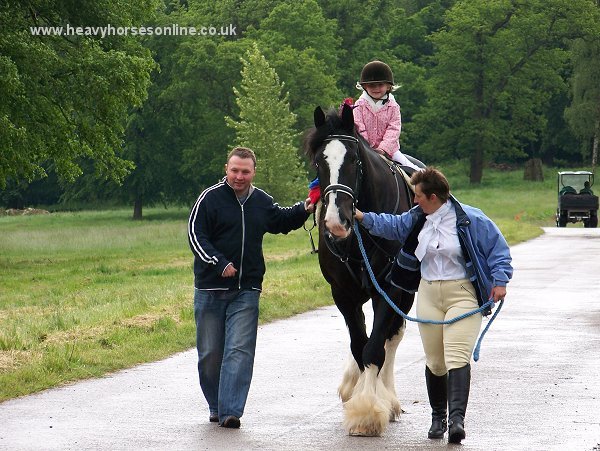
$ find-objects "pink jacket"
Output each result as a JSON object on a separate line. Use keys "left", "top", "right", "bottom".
{"left": 353, "top": 94, "right": 401, "bottom": 158}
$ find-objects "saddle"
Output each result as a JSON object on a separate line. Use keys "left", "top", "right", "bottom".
{"left": 377, "top": 154, "right": 416, "bottom": 195}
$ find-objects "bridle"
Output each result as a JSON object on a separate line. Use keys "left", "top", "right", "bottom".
{"left": 320, "top": 134, "right": 363, "bottom": 215}
{"left": 316, "top": 132, "right": 401, "bottom": 290}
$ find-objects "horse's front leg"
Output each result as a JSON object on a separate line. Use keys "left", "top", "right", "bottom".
{"left": 343, "top": 363, "right": 394, "bottom": 436}
{"left": 343, "top": 298, "right": 400, "bottom": 436}
{"left": 335, "top": 298, "right": 367, "bottom": 403}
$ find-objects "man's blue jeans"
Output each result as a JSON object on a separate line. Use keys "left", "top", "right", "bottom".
{"left": 194, "top": 288, "right": 260, "bottom": 423}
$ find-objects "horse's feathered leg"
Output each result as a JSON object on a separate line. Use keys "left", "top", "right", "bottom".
{"left": 340, "top": 295, "right": 407, "bottom": 436}
{"left": 343, "top": 364, "right": 392, "bottom": 436}
{"left": 354, "top": 296, "right": 404, "bottom": 425}
{"left": 332, "top": 288, "right": 368, "bottom": 402}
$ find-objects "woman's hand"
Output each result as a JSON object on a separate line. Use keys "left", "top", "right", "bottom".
{"left": 490, "top": 286, "right": 507, "bottom": 303}
{"left": 354, "top": 208, "right": 364, "bottom": 222}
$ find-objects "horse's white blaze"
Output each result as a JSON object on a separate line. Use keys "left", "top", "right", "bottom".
{"left": 323, "top": 140, "right": 350, "bottom": 238}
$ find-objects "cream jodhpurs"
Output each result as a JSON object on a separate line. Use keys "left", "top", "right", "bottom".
{"left": 417, "top": 278, "right": 482, "bottom": 376}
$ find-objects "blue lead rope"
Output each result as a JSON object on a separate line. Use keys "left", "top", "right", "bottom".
{"left": 353, "top": 222, "right": 503, "bottom": 362}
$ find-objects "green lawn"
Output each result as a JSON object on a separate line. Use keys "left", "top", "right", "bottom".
{"left": 0, "top": 166, "right": 569, "bottom": 400}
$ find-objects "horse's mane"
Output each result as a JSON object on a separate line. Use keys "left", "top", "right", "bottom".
{"left": 304, "top": 107, "right": 383, "bottom": 171}
{"left": 303, "top": 108, "right": 347, "bottom": 166}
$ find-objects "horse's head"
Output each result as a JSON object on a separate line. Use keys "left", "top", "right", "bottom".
{"left": 305, "top": 104, "right": 362, "bottom": 241}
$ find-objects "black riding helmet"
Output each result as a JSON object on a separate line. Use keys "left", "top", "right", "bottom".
{"left": 360, "top": 61, "right": 394, "bottom": 85}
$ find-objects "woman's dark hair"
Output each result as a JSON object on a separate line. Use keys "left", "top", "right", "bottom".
{"left": 410, "top": 167, "right": 450, "bottom": 203}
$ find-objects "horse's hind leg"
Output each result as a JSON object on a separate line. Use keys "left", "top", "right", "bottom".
{"left": 381, "top": 319, "right": 406, "bottom": 421}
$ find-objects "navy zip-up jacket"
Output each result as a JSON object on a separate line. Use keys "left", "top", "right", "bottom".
{"left": 188, "top": 179, "right": 309, "bottom": 291}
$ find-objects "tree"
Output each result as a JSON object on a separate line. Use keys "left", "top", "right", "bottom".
{"left": 226, "top": 44, "right": 306, "bottom": 204}
{"left": 316, "top": 0, "right": 431, "bottom": 159}
{"left": 413, "top": 0, "right": 600, "bottom": 183}
{"left": 120, "top": 4, "right": 252, "bottom": 218}
{"left": 245, "top": 0, "right": 343, "bottom": 130}
{"left": 0, "top": 1, "right": 157, "bottom": 189}
{"left": 565, "top": 31, "right": 600, "bottom": 169}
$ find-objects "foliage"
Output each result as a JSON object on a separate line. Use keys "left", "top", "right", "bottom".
{"left": 564, "top": 35, "right": 600, "bottom": 164}
{"left": 0, "top": 0, "right": 157, "bottom": 189}
{"left": 412, "top": 0, "right": 600, "bottom": 183}
{"left": 3, "top": 0, "right": 600, "bottom": 206}
{"left": 245, "top": 0, "right": 343, "bottom": 130}
{"left": 226, "top": 44, "right": 306, "bottom": 204}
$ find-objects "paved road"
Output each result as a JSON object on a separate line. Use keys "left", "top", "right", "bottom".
{"left": 1, "top": 228, "right": 600, "bottom": 450}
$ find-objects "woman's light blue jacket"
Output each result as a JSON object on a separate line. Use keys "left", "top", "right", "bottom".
{"left": 361, "top": 196, "right": 513, "bottom": 313}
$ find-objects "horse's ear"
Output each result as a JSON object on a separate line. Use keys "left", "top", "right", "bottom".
{"left": 314, "top": 106, "right": 325, "bottom": 127}
{"left": 341, "top": 103, "right": 354, "bottom": 132}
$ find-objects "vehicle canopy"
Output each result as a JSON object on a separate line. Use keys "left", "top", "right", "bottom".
{"left": 557, "top": 171, "right": 594, "bottom": 195}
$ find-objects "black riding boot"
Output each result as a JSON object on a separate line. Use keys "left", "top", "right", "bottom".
{"left": 447, "top": 364, "right": 471, "bottom": 444}
{"left": 425, "top": 366, "right": 448, "bottom": 439}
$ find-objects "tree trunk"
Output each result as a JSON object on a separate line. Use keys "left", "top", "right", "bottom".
{"left": 470, "top": 31, "right": 484, "bottom": 185}
{"left": 592, "top": 120, "right": 599, "bottom": 172}
{"left": 523, "top": 158, "right": 544, "bottom": 181}
{"left": 133, "top": 197, "right": 143, "bottom": 220}
{"left": 469, "top": 150, "right": 483, "bottom": 184}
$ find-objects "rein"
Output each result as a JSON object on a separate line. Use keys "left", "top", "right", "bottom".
{"left": 353, "top": 221, "right": 503, "bottom": 362}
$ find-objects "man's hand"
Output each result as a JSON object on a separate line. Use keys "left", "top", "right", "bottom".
{"left": 305, "top": 198, "right": 315, "bottom": 214}
{"left": 222, "top": 263, "right": 238, "bottom": 278}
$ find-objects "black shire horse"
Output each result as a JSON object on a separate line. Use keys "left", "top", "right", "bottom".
{"left": 304, "top": 104, "right": 416, "bottom": 436}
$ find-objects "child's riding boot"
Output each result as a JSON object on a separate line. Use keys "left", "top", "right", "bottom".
{"left": 425, "top": 366, "right": 447, "bottom": 439}
{"left": 447, "top": 364, "right": 471, "bottom": 444}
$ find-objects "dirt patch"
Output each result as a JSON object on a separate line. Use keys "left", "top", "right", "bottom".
{"left": 265, "top": 250, "right": 301, "bottom": 262}
{"left": 0, "top": 350, "right": 36, "bottom": 372}
{"left": 2, "top": 208, "right": 50, "bottom": 216}
{"left": 121, "top": 313, "right": 162, "bottom": 328}
{"left": 43, "top": 326, "right": 107, "bottom": 344}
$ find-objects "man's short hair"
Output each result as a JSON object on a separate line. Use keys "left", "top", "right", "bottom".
{"left": 228, "top": 147, "right": 257, "bottom": 167}
{"left": 410, "top": 167, "right": 450, "bottom": 203}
